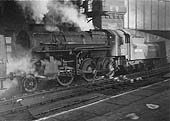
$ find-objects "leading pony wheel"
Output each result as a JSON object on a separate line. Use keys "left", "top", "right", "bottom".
{"left": 22, "top": 75, "right": 38, "bottom": 93}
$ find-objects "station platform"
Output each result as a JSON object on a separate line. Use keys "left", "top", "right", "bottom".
{"left": 37, "top": 79, "right": 170, "bottom": 121}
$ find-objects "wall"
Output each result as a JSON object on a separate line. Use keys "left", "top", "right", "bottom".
{"left": 124, "top": 0, "right": 170, "bottom": 30}
{"left": 91, "top": 0, "right": 126, "bottom": 29}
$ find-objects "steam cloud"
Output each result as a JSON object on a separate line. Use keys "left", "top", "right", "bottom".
{"left": 0, "top": 78, "right": 18, "bottom": 99}
{"left": 17, "top": 0, "right": 49, "bottom": 23}
{"left": 6, "top": 55, "right": 33, "bottom": 74}
{"left": 16, "top": 0, "right": 94, "bottom": 31}
{"left": 6, "top": 44, "right": 34, "bottom": 75}
{"left": 0, "top": 54, "right": 33, "bottom": 98}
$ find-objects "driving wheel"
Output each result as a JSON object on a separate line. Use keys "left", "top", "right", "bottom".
{"left": 81, "top": 58, "right": 97, "bottom": 82}
{"left": 56, "top": 73, "right": 74, "bottom": 86}
{"left": 102, "top": 58, "right": 111, "bottom": 75}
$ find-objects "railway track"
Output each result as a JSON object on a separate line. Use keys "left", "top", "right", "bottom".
{"left": 0, "top": 66, "right": 169, "bottom": 120}
{"left": 0, "top": 66, "right": 169, "bottom": 102}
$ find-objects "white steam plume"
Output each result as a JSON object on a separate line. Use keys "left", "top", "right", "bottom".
{"left": 6, "top": 55, "right": 33, "bottom": 75}
{"left": 56, "top": 3, "right": 94, "bottom": 31}
{"left": 45, "top": 25, "right": 60, "bottom": 32}
{"left": 0, "top": 78, "right": 19, "bottom": 99}
{"left": 16, "top": 0, "right": 94, "bottom": 31}
{"left": 1, "top": 54, "right": 33, "bottom": 98}
{"left": 17, "top": 0, "right": 50, "bottom": 23}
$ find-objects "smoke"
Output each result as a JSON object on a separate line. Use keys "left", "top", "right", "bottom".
{"left": 5, "top": 44, "right": 34, "bottom": 75}
{"left": 0, "top": 54, "right": 30, "bottom": 98}
{"left": 0, "top": 48, "right": 34, "bottom": 98}
{"left": 0, "top": 78, "right": 19, "bottom": 98}
{"left": 16, "top": 0, "right": 94, "bottom": 31}
{"left": 57, "top": 3, "right": 94, "bottom": 31}
{"left": 45, "top": 25, "right": 60, "bottom": 32}
{"left": 17, "top": 0, "right": 50, "bottom": 23}
{"left": 6, "top": 55, "right": 33, "bottom": 75}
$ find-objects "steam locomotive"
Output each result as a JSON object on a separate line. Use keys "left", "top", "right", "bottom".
{"left": 13, "top": 25, "right": 167, "bottom": 92}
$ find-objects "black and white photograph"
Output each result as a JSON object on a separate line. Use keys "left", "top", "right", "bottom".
{"left": 0, "top": 0, "right": 169, "bottom": 120}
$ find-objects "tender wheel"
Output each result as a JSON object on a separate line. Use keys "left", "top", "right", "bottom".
{"left": 22, "top": 75, "right": 38, "bottom": 93}
{"left": 56, "top": 73, "right": 74, "bottom": 86}
{"left": 81, "top": 58, "right": 97, "bottom": 82}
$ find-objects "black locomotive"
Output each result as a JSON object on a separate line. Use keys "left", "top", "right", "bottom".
{"left": 13, "top": 25, "right": 167, "bottom": 92}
